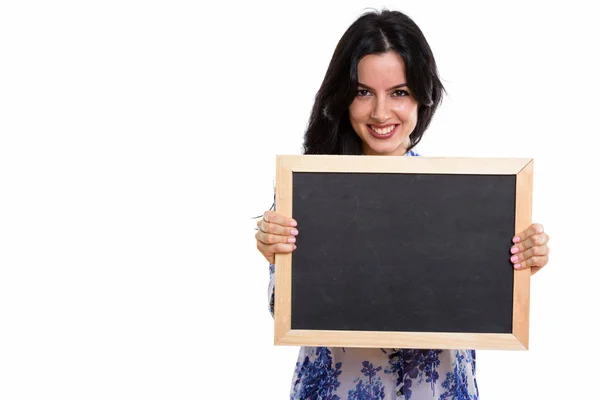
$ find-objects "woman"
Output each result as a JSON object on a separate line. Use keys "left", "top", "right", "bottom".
{"left": 255, "top": 9, "right": 550, "bottom": 399}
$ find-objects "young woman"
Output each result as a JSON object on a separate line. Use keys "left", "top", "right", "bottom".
{"left": 255, "top": 9, "right": 550, "bottom": 399}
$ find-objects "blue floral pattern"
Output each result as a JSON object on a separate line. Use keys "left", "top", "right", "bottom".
{"left": 292, "top": 347, "right": 343, "bottom": 400}
{"left": 385, "top": 349, "right": 444, "bottom": 399}
{"left": 348, "top": 361, "right": 386, "bottom": 399}
{"left": 268, "top": 150, "right": 479, "bottom": 399}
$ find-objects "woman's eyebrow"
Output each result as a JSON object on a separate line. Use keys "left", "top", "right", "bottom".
{"left": 357, "top": 82, "right": 409, "bottom": 91}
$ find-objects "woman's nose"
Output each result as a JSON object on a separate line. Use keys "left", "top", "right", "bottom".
{"left": 370, "top": 98, "right": 391, "bottom": 122}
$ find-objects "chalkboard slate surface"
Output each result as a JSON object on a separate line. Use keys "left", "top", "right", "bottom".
{"left": 274, "top": 155, "right": 533, "bottom": 350}
{"left": 291, "top": 172, "right": 515, "bottom": 333}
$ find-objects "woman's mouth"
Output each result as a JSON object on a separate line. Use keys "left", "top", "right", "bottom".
{"left": 367, "top": 124, "right": 398, "bottom": 139}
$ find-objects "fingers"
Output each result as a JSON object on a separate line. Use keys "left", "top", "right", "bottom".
{"left": 255, "top": 211, "right": 298, "bottom": 245}
{"left": 263, "top": 210, "right": 297, "bottom": 228}
{"left": 511, "top": 232, "right": 549, "bottom": 255}
{"left": 510, "top": 223, "right": 550, "bottom": 273}
{"left": 510, "top": 242, "right": 549, "bottom": 267}
{"left": 256, "top": 241, "right": 296, "bottom": 254}
{"left": 512, "top": 223, "right": 544, "bottom": 244}
{"left": 255, "top": 229, "right": 297, "bottom": 245}
{"left": 256, "top": 239, "right": 296, "bottom": 265}
{"left": 514, "top": 255, "right": 549, "bottom": 273}
{"left": 256, "top": 218, "right": 298, "bottom": 238}
{"left": 255, "top": 210, "right": 299, "bottom": 264}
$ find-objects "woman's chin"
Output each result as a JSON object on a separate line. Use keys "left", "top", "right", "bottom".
{"left": 364, "top": 144, "right": 406, "bottom": 156}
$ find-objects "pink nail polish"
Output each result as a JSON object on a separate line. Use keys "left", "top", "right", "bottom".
{"left": 514, "top": 263, "right": 521, "bottom": 269}
{"left": 511, "top": 255, "right": 518, "bottom": 262}
{"left": 513, "top": 236, "right": 520, "bottom": 243}
{"left": 291, "top": 229, "right": 298, "bottom": 235}
{"left": 511, "top": 247, "right": 519, "bottom": 254}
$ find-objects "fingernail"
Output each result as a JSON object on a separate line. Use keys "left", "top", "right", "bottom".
{"left": 512, "top": 236, "right": 520, "bottom": 243}
{"left": 290, "top": 220, "right": 297, "bottom": 227}
{"left": 287, "top": 237, "right": 296, "bottom": 243}
{"left": 514, "top": 263, "right": 521, "bottom": 269}
{"left": 510, "top": 255, "right": 518, "bottom": 262}
{"left": 291, "top": 229, "right": 298, "bottom": 235}
{"left": 511, "top": 247, "right": 519, "bottom": 254}
{"left": 293, "top": 245, "right": 297, "bottom": 250}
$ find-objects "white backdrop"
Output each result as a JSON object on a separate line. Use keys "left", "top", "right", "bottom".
{"left": 1, "top": 1, "right": 598, "bottom": 399}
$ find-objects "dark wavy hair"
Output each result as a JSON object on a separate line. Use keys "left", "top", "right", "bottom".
{"left": 302, "top": 9, "right": 445, "bottom": 155}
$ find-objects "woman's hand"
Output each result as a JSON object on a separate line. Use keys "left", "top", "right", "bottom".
{"left": 255, "top": 211, "right": 298, "bottom": 264}
{"left": 510, "top": 223, "right": 550, "bottom": 275}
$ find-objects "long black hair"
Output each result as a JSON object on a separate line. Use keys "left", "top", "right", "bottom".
{"left": 303, "top": 9, "right": 445, "bottom": 155}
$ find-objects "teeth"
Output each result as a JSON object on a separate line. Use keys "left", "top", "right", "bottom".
{"left": 372, "top": 125, "right": 395, "bottom": 134}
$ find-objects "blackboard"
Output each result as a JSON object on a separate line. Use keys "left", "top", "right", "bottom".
{"left": 274, "top": 155, "right": 532, "bottom": 350}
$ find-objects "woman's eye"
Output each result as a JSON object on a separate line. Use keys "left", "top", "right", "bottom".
{"left": 356, "top": 89, "right": 370, "bottom": 97}
{"left": 392, "top": 90, "right": 410, "bottom": 97}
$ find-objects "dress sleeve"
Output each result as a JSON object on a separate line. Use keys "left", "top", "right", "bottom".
{"left": 268, "top": 263, "right": 275, "bottom": 317}
{"left": 267, "top": 190, "right": 277, "bottom": 317}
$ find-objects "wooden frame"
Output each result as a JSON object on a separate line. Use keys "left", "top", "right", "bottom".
{"left": 274, "top": 155, "right": 533, "bottom": 350}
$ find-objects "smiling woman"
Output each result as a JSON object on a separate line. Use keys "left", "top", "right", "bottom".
{"left": 254, "top": 8, "right": 551, "bottom": 400}
{"left": 349, "top": 52, "right": 419, "bottom": 156}
{"left": 301, "top": 10, "right": 443, "bottom": 157}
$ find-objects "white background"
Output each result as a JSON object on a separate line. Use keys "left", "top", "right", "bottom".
{"left": 1, "top": 1, "right": 598, "bottom": 399}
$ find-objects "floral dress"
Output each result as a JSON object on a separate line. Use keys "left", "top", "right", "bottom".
{"left": 268, "top": 150, "right": 479, "bottom": 400}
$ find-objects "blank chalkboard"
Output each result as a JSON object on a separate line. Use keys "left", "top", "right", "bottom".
{"left": 274, "top": 155, "right": 533, "bottom": 350}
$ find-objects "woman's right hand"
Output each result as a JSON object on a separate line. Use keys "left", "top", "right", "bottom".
{"left": 255, "top": 210, "right": 298, "bottom": 264}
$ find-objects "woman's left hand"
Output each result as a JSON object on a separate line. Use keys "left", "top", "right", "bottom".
{"left": 510, "top": 223, "right": 550, "bottom": 275}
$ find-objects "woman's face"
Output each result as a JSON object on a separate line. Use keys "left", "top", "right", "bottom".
{"left": 348, "top": 51, "right": 419, "bottom": 156}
